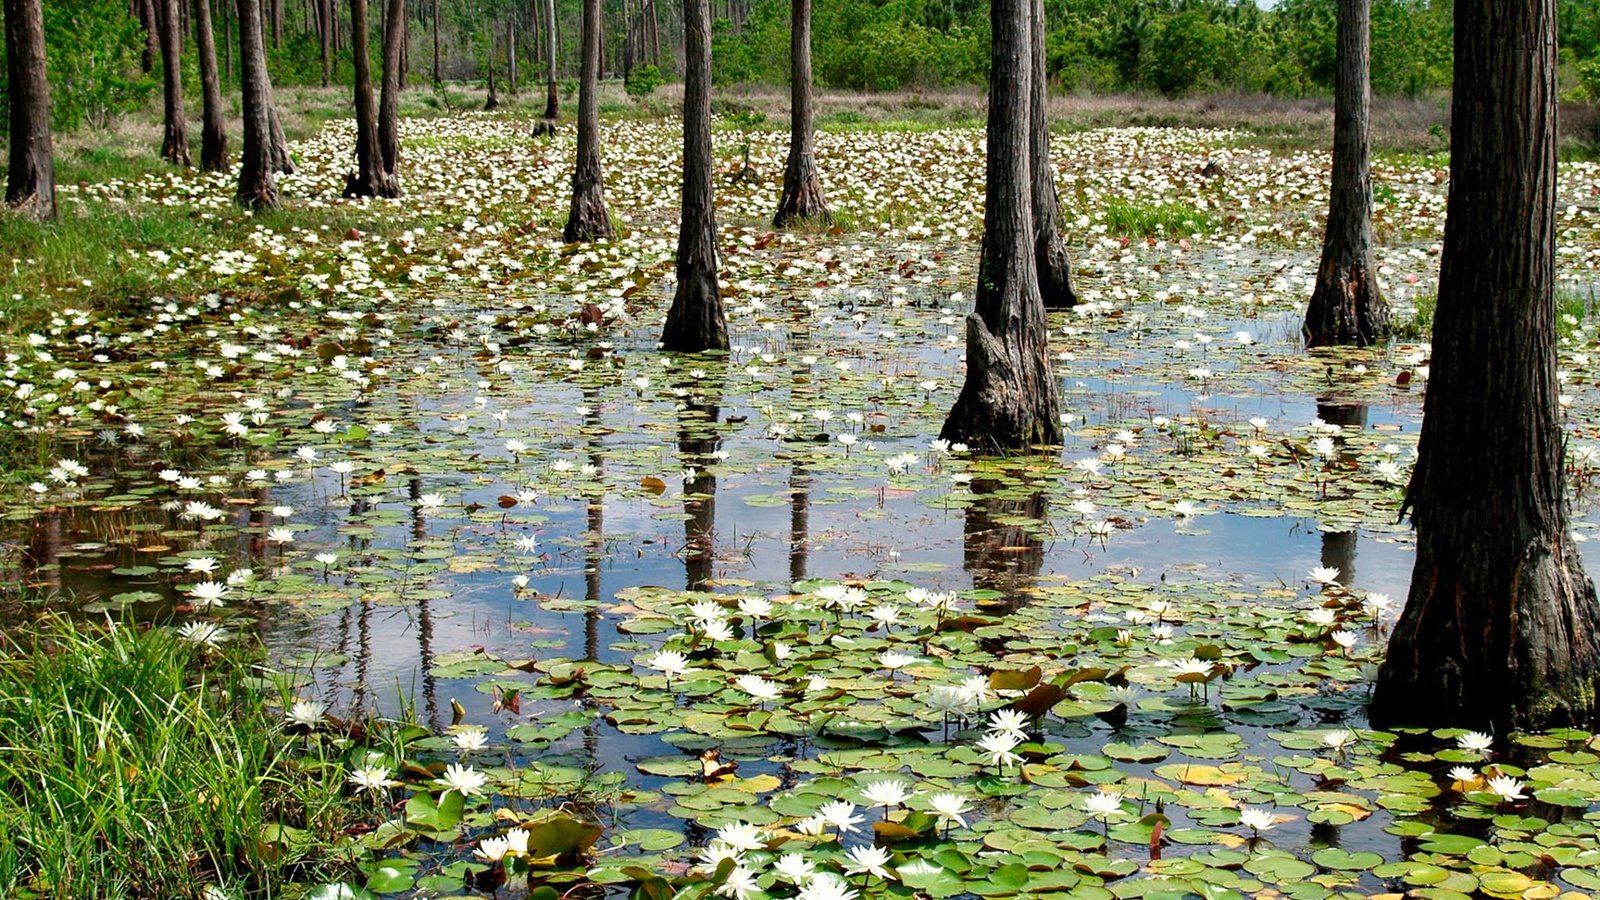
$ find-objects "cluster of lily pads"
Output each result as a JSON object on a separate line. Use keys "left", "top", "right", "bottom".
{"left": 4, "top": 114, "right": 1600, "bottom": 899}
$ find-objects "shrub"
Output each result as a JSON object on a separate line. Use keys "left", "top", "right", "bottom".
{"left": 627, "top": 64, "right": 665, "bottom": 97}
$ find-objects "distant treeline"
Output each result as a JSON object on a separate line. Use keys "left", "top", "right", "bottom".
{"left": 4, "top": 0, "right": 1600, "bottom": 135}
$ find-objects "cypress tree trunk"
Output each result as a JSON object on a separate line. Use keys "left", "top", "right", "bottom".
{"left": 194, "top": 0, "right": 229, "bottom": 171}
{"left": 235, "top": 0, "right": 278, "bottom": 207}
{"left": 4, "top": 0, "right": 56, "bottom": 220}
{"left": 140, "top": 0, "right": 160, "bottom": 72}
{"left": 532, "top": 0, "right": 559, "bottom": 135}
{"left": 158, "top": 0, "right": 192, "bottom": 167}
{"left": 223, "top": 0, "right": 232, "bottom": 79}
{"left": 1304, "top": 0, "right": 1390, "bottom": 347}
{"left": 772, "top": 0, "right": 828, "bottom": 227}
{"left": 1029, "top": 0, "right": 1075, "bottom": 309}
{"left": 378, "top": 0, "right": 404, "bottom": 177}
{"left": 659, "top": 0, "right": 727, "bottom": 352}
{"left": 939, "top": 0, "right": 1060, "bottom": 451}
{"left": 266, "top": 89, "right": 295, "bottom": 172}
{"left": 484, "top": 28, "right": 500, "bottom": 109}
{"left": 507, "top": 19, "right": 517, "bottom": 92}
{"left": 345, "top": 0, "right": 396, "bottom": 196}
{"left": 430, "top": 0, "right": 439, "bottom": 84}
{"left": 269, "top": 0, "right": 280, "bottom": 45}
{"left": 562, "top": 0, "right": 614, "bottom": 240}
{"left": 1369, "top": 0, "right": 1600, "bottom": 733}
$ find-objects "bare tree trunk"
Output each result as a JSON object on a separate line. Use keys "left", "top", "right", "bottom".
{"left": 4, "top": 0, "right": 56, "bottom": 220}
{"left": 430, "top": 0, "right": 439, "bottom": 84}
{"left": 194, "top": 0, "right": 229, "bottom": 171}
{"left": 139, "top": 0, "right": 160, "bottom": 72}
{"left": 507, "top": 18, "right": 517, "bottom": 92}
{"left": 1370, "top": 0, "right": 1600, "bottom": 733}
{"left": 319, "top": 0, "right": 331, "bottom": 85}
{"left": 484, "top": 27, "right": 500, "bottom": 108}
{"left": 345, "top": 0, "right": 396, "bottom": 196}
{"left": 1303, "top": 0, "right": 1391, "bottom": 346}
{"left": 1029, "top": 0, "right": 1075, "bottom": 308}
{"left": 562, "top": 0, "right": 613, "bottom": 240}
{"left": 649, "top": 0, "right": 659, "bottom": 66}
{"left": 269, "top": 0, "right": 280, "bottom": 45}
{"left": 621, "top": 0, "right": 633, "bottom": 82}
{"left": 939, "top": 0, "right": 1060, "bottom": 450}
{"left": 772, "top": 0, "right": 827, "bottom": 227}
{"left": 532, "top": 0, "right": 559, "bottom": 134}
{"left": 378, "top": 0, "right": 404, "bottom": 177}
{"left": 158, "top": 0, "right": 192, "bottom": 166}
{"left": 235, "top": 0, "right": 278, "bottom": 207}
{"left": 267, "top": 88, "right": 294, "bottom": 172}
{"left": 398, "top": 11, "right": 407, "bottom": 87}
{"left": 659, "top": 0, "right": 726, "bottom": 351}
{"left": 223, "top": 0, "right": 233, "bottom": 78}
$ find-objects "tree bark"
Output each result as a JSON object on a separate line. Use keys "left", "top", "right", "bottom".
{"left": 269, "top": 0, "right": 280, "bottom": 45}
{"left": 194, "top": 0, "right": 229, "bottom": 171}
{"left": 430, "top": 0, "right": 439, "bottom": 84}
{"left": 532, "top": 0, "right": 559, "bottom": 135}
{"left": 378, "top": 0, "right": 404, "bottom": 177}
{"left": 562, "top": 0, "right": 614, "bottom": 241}
{"left": 1303, "top": 0, "right": 1391, "bottom": 347}
{"left": 223, "top": 0, "right": 232, "bottom": 79}
{"left": 1369, "top": 0, "right": 1600, "bottom": 733}
{"left": 139, "top": 0, "right": 160, "bottom": 72}
{"left": 484, "top": 28, "right": 500, "bottom": 109}
{"left": 939, "top": 0, "right": 1060, "bottom": 451}
{"left": 235, "top": 0, "right": 278, "bottom": 207}
{"left": 1029, "top": 0, "right": 1075, "bottom": 309}
{"left": 319, "top": 0, "right": 331, "bottom": 85}
{"left": 158, "top": 0, "right": 192, "bottom": 167}
{"left": 345, "top": 0, "right": 396, "bottom": 196}
{"left": 507, "top": 18, "right": 517, "bottom": 92}
{"left": 659, "top": 0, "right": 727, "bottom": 352}
{"left": 266, "top": 89, "right": 295, "bottom": 173}
{"left": 772, "top": 0, "right": 828, "bottom": 227}
{"left": 4, "top": 0, "right": 56, "bottom": 220}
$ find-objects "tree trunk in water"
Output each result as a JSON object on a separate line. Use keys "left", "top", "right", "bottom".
{"left": 4, "top": 0, "right": 56, "bottom": 220}
{"left": 1303, "top": 0, "right": 1391, "bottom": 347}
{"left": 430, "top": 0, "right": 439, "bottom": 84}
{"left": 378, "top": 0, "right": 404, "bottom": 178}
{"left": 1029, "top": 0, "right": 1074, "bottom": 308}
{"left": 139, "top": 0, "right": 159, "bottom": 72}
{"left": 158, "top": 0, "right": 192, "bottom": 167}
{"left": 660, "top": 0, "right": 726, "bottom": 352}
{"left": 1369, "top": 0, "right": 1600, "bottom": 733}
{"left": 319, "top": 0, "right": 331, "bottom": 85}
{"left": 235, "top": 0, "right": 277, "bottom": 207}
{"left": 345, "top": 0, "right": 396, "bottom": 196}
{"left": 532, "top": 0, "right": 559, "bottom": 135}
{"left": 194, "top": 0, "right": 229, "bottom": 171}
{"left": 562, "top": 0, "right": 613, "bottom": 241}
{"left": 939, "top": 0, "right": 1060, "bottom": 451}
{"left": 772, "top": 0, "right": 827, "bottom": 227}
{"left": 484, "top": 28, "right": 499, "bottom": 109}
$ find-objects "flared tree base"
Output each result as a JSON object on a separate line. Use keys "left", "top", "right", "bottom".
{"left": 235, "top": 178, "right": 279, "bottom": 210}
{"left": 1037, "top": 230, "right": 1078, "bottom": 310}
{"left": 773, "top": 160, "right": 829, "bottom": 228}
{"left": 661, "top": 270, "right": 729, "bottom": 353}
{"left": 531, "top": 118, "right": 558, "bottom": 137}
{"left": 1372, "top": 533, "right": 1600, "bottom": 732}
{"left": 939, "top": 313, "right": 1062, "bottom": 451}
{"left": 563, "top": 183, "right": 614, "bottom": 243}
{"left": 342, "top": 169, "right": 400, "bottom": 199}
{"left": 1303, "top": 255, "right": 1392, "bottom": 347}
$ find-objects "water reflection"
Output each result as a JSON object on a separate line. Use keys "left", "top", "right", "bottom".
{"left": 789, "top": 459, "right": 811, "bottom": 583}
{"left": 677, "top": 399, "right": 720, "bottom": 592}
{"left": 962, "top": 479, "right": 1047, "bottom": 613}
{"left": 1321, "top": 530, "right": 1357, "bottom": 588}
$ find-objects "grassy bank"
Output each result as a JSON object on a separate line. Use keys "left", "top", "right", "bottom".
{"left": 0, "top": 620, "right": 353, "bottom": 897}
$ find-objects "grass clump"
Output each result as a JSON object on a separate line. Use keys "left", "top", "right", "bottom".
{"left": 1098, "top": 199, "right": 1215, "bottom": 238}
{"left": 0, "top": 620, "right": 352, "bottom": 898}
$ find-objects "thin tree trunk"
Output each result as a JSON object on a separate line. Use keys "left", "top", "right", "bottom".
{"left": 1029, "top": 0, "right": 1075, "bottom": 308}
{"left": 507, "top": 19, "right": 517, "bottom": 92}
{"left": 398, "top": 11, "right": 407, "bottom": 88}
{"left": 139, "top": 0, "right": 160, "bottom": 72}
{"left": 1370, "top": 0, "right": 1600, "bottom": 732}
{"left": 269, "top": 0, "right": 280, "bottom": 45}
{"left": 430, "top": 0, "right": 439, "bottom": 84}
{"left": 649, "top": 0, "right": 659, "bottom": 67}
{"left": 532, "top": 0, "right": 558, "bottom": 133}
{"left": 773, "top": 0, "right": 827, "bottom": 226}
{"left": 1303, "top": 0, "right": 1391, "bottom": 346}
{"left": 235, "top": 0, "right": 277, "bottom": 207}
{"left": 562, "top": 0, "right": 613, "bottom": 240}
{"left": 939, "top": 0, "right": 1060, "bottom": 450}
{"left": 622, "top": 0, "right": 633, "bottom": 82}
{"left": 223, "top": 0, "right": 233, "bottom": 79}
{"left": 484, "top": 28, "right": 500, "bottom": 108}
{"left": 345, "top": 0, "right": 395, "bottom": 195}
{"left": 378, "top": 0, "right": 404, "bottom": 178}
{"left": 195, "top": 0, "right": 228, "bottom": 171}
{"left": 157, "top": 0, "right": 191, "bottom": 166}
{"left": 659, "top": 0, "right": 726, "bottom": 351}
{"left": 319, "top": 0, "right": 331, "bottom": 85}
{"left": 4, "top": 0, "right": 56, "bottom": 220}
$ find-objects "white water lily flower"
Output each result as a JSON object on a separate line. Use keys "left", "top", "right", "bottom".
{"left": 1307, "top": 565, "right": 1341, "bottom": 587}
{"left": 1322, "top": 729, "right": 1355, "bottom": 750}
{"left": 1447, "top": 766, "right": 1479, "bottom": 786}
{"left": 1486, "top": 775, "right": 1526, "bottom": 801}
{"left": 1238, "top": 807, "right": 1276, "bottom": 833}
{"left": 715, "top": 822, "right": 767, "bottom": 852}
{"left": 772, "top": 852, "right": 816, "bottom": 883}
{"left": 287, "top": 699, "right": 325, "bottom": 728}
{"left": 1457, "top": 731, "right": 1494, "bottom": 754}
{"left": 452, "top": 728, "right": 489, "bottom": 752}
{"left": 798, "top": 873, "right": 859, "bottom": 900}
{"left": 977, "top": 731, "right": 1023, "bottom": 769}
{"left": 347, "top": 764, "right": 395, "bottom": 795}
{"left": 843, "top": 844, "right": 894, "bottom": 880}
{"left": 1083, "top": 791, "right": 1126, "bottom": 820}
{"left": 715, "top": 866, "right": 759, "bottom": 900}
{"left": 735, "top": 674, "right": 782, "bottom": 703}
{"left": 862, "top": 780, "right": 912, "bottom": 809}
{"left": 928, "top": 792, "right": 971, "bottom": 829}
{"left": 818, "top": 799, "right": 864, "bottom": 834}
{"left": 439, "top": 763, "right": 488, "bottom": 797}
{"left": 987, "top": 709, "right": 1031, "bottom": 741}
{"left": 474, "top": 836, "right": 510, "bottom": 862}
{"left": 177, "top": 621, "right": 227, "bottom": 648}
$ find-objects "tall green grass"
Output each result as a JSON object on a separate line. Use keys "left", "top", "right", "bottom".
{"left": 0, "top": 621, "right": 351, "bottom": 898}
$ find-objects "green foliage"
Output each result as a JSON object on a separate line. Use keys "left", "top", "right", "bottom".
{"left": 626, "top": 64, "right": 665, "bottom": 97}
{"left": 0, "top": 0, "right": 153, "bottom": 130}
{"left": 0, "top": 620, "right": 352, "bottom": 896}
